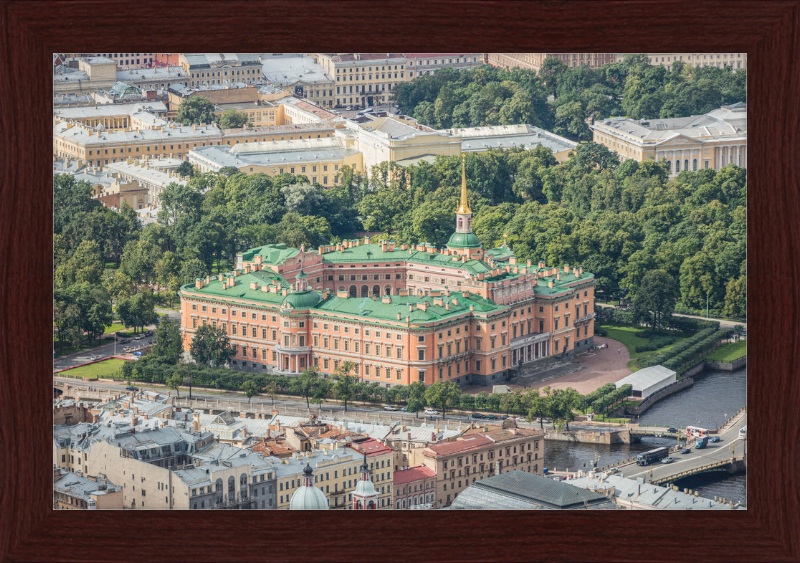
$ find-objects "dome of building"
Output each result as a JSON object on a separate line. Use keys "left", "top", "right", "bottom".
{"left": 446, "top": 232, "right": 482, "bottom": 249}
{"left": 289, "top": 464, "right": 329, "bottom": 510}
{"left": 280, "top": 289, "right": 322, "bottom": 310}
{"left": 354, "top": 475, "right": 378, "bottom": 497}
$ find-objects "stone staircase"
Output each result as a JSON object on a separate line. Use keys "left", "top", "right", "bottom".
{"left": 513, "top": 356, "right": 586, "bottom": 387}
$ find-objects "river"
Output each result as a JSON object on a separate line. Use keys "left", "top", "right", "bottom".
{"left": 544, "top": 367, "right": 747, "bottom": 505}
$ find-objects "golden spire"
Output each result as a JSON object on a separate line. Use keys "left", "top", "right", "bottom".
{"left": 458, "top": 153, "right": 471, "bottom": 214}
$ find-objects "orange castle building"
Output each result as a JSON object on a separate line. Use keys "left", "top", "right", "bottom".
{"left": 180, "top": 155, "right": 596, "bottom": 387}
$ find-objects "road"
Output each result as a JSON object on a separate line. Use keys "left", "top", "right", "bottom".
{"left": 53, "top": 308, "right": 180, "bottom": 371}
{"left": 53, "top": 375, "right": 614, "bottom": 432}
{"left": 595, "top": 303, "right": 746, "bottom": 329}
{"left": 623, "top": 415, "right": 746, "bottom": 483}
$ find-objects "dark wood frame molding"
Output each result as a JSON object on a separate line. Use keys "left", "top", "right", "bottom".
{"left": 1, "top": 1, "right": 798, "bottom": 561}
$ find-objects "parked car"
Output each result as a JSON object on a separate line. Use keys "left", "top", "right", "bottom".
{"left": 487, "top": 414, "right": 498, "bottom": 420}
{"left": 118, "top": 338, "right": 130, "bottom": 344}
{"left": 133, "top": 351, "right": 142, "bottom": 357}
{"left": 134, "top": 335, "right": 144, "bottom": 340}
{"left": 499, "top": 415, "right": 509, "bottom": 420}
{"left": 471, "top": 413, "right": 487, "bottom": 419}
{"left": 125, "top": 386, "right": 138, "bottom": 391}
{"left": 145, "top": 330, "right": 153, "bottom": 336}
{"left": 710, "top": 436, "right": 721, "bottom": 443}
{"left": 90, "top": 355, "right": 100, "bottom": 361}
{"left": 606, "top": 468, "right": 618, "bottom": 475}
{"left": 424, "top": 409, "right": 439, "bottom": 416}
{"left": 667, "top": 427, "right": 678, "bottom": 433}
{"left": 383, "top": 405, "right": 398, "bottom": 411}
{"left": 662, "top": 457, "right": 675, "bottom": 464}
{"left": 680, "top": 448, "right": 692, "bottom": 454}
{"left": 401, "top": 407, "right": 407, "bottom": 412}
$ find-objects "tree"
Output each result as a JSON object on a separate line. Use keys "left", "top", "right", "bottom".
{"left": 167, "top": 372, "right": 183, "bottom": 398}
{"left": 190, "top": 324, "right": 235, "bottom": 369}
{"left": 331, "top": 361, "right": 357, "bottom": 412}
{"left": 632, "top": 269, "right": 678, "bottom": 334}
{"left": 176, "top": 160, "right": 195, "bottom": 178}
{"left": 150, "top": 316, "right": 183, "bottom": 364}
{"left": 243, "top": 380, "right": 258, "bottom": 403}
{"left": 265, "top": 380, "right": 278, "bottom": 406}
{"left": 218, "top": 109, "right": 249, "bottom": 129}
{"left": 722, "top": 275, "right": 746, "bottom": 318}
{"left": 424, "top": 381, "right": 462, "bottom": 420}
{"left": 406, "top": 380, "right": 427, "bottom": 419}
{"left": 177, "top": 96, "right": 216, "bottom": 126}
{"left": 296, "top": 368, "right": 321, "bottom": 408}
{"left": 116, "top": 289, "right": 157, "bottom": 334}
{"left": 120, "top": 239, "right": 160, "bottom": 290}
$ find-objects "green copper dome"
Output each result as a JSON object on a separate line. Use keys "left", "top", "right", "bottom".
{"left": 296, "top": 268, "right": 308, "bottom": 279}
{"left": 447, "top": 232, "right": 482, "bottom": 249}
{"left": 281, "top": 290, "right": 322, "bottom": 310}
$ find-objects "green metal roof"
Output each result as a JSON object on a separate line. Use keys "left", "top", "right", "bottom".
{"left": 180, "top": 270, "right": 291, "bottom": 304}
{"left": 240, "top": 243, "right": 300, "bottom": 265}
{"left": 281, "top": 290, "right": 322, "bottom": 310}
{"left": 446, "top": 232, "right": 482, "bottom": 249}
{"left": 316, "top": 291, "right": 502, "bottom": 323}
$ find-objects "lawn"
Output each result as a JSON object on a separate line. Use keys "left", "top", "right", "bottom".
{"left": 59, "top": 358, "right": 130, "bottom": 379}
{"left": 104, "top": 323, "right": 127, "bottom": 334}
{"left": 704, "top": 340, "right": 747, "bottom": 362}
{"left": 53, "top": 336, "right": 114, "bottom": 358}
{"left": 600, "top": 323, "right": 689, "bottom": 369}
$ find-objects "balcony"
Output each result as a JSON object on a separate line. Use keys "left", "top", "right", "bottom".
{"left": 510, "top": 331, "right": 552, "bottom": 347}
{"left": 574, "top": 313, "right": 596, "bottom": 325}
{"left": 275, "top": 344, "right": 311, "bottom": 354}
{"left": 434, "top": 350, "right": 473, "bottom": 365}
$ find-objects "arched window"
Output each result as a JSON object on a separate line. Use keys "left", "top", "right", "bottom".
{"left": 402, "top": 498, "right": 406, "bottom": 508}
{"left": 349, "top": 285, "right": 357, "bottom": 297}
{"left": 361, "top": 285, "right": 369, "bottom": 297}
{"left": 458, "top": 218, "right": 463, "bottom": 228}
{"left": 240, "top": 473, "right": 247, "bottom": 487}
{"left": 693, "top": 159, "right": 698, "bottom": 171}
{"left": 684, "top": 159, "right": 689, "bottom": 171}
{"left": 228, "top": 476, "right": 236, "bottom": 500}
{"left": 338, "top": 285, "right": 345, "bottom": 292}
{"left": 666, "top": 160, "right": 672, "bottom": 173}
{"left": 384, "top": 285, "right": 392, "bottom": 296}
{"left": 396, "top": 499, "right": 401, "bottom": 509}
{"left": 215, "top": 479, "right": 223, "bottom": 492}
{"left": 372, "top": 285, "right": 380, "bottom": 295}
{"left": 675, "top": 160, "right": 681, "bottom": 172}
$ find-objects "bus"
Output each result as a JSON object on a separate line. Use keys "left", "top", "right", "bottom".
{"left": 636, "top": 447, "right": 670, "bottom": 466}
{"left": 685, "top": 426, "right": 709, "bottom": 438}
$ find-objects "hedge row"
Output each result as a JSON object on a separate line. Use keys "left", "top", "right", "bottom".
{"left": 583, "top": 382, "right": 616, "bottom": 406}
{"left": 589, "top": 384, "right": 632, "bottom": 415}
{"left": 662, "top": 329, "right": 734, "bottom": 370}
{"left": 640, "top": 325, "right": 719, "bottom": 368}
{"left": 634, "top": 335, "right": 676, "bottom": 353}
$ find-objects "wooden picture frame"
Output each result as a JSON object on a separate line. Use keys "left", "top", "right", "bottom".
{"left": 1, "top": 1, "right": 797, "bottom": 560}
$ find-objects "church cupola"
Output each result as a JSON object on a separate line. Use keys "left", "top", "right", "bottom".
{"left": 446, "top": 153, "right": 483, "bottom": 258}
{"left": 352, "top": 453, "right": 380, "bottom": 510}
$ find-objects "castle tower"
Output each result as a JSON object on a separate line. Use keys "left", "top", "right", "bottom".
{"left": 446, "top": 154, "right": 483, "bottom": 260}
{"left": 352, "top": 453, "right": 380, "bottom": 510}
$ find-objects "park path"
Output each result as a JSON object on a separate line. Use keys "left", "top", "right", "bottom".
{"left": 595, "top": 303, "right": 746, "bottom": 329}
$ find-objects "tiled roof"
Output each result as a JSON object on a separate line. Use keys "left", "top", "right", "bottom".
{"left": 346, "top": 438, "right": 392, "bottom": 458}
{"left": 424, "top": 435, "right": 494, "bottom": 457}
{"left": 405, "top": 53, "right": 478, "bottom": 59}
{"left": 393, "top": 466, "right": 436, "bottom": 485}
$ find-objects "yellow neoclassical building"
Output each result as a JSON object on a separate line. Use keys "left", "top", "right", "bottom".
{"left": 591, "top": 103, "right": 746, "bottom": 177}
